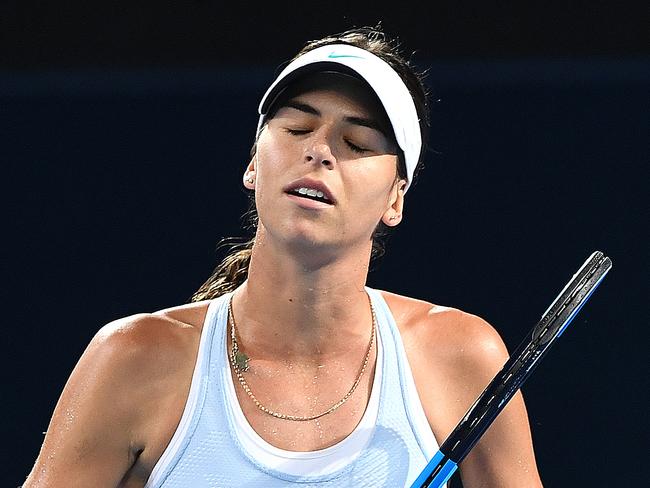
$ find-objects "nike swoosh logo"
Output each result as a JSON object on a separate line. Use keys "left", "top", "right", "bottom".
{"left": 327, "top": 52, "right": 364, "bottom": 59}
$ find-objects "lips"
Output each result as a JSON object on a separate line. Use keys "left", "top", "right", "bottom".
{"left": 283, "top": 177, "right": 336, "bottom": 205}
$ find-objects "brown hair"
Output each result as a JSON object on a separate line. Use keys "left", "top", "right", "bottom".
{"left": 191, "top": 25, "right": 430, "bottom": 302}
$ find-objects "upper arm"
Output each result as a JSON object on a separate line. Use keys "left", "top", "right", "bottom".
{"left": 23, "top": 315, "right": 168, "bottom": 487}
{"left": 407, "top": 307, "right": 543, "bottom": 487}
{"left": 452, "top": 314, "right": 543, "bottom": 487}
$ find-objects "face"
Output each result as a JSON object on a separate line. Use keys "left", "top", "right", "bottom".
{"left": 244, "top": 77, "right": 406, "bottom": 257}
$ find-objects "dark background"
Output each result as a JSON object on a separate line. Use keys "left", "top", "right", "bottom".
{"left": 3, "top": 1, "right": 648, "bottom": 486}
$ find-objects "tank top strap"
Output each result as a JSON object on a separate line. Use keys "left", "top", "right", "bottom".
{"left": 365, "top": 286, "right": 439, "bottom": 459}
{"left": 144, "top": 292, "right": 232, "bottom": 488}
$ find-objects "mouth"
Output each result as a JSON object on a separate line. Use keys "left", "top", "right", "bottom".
{"left": 286, "top": 186, "right": 334, "bottom": 204}
{"left": 284, "top": 179, "right": 336, "bottom": 205}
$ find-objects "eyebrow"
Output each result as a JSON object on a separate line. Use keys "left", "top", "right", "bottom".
{"left": 282, "top": 100, "right": 389, "bottom": 136}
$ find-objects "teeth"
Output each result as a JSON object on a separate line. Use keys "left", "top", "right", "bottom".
{"left": 294, "top": 187, "right": 329, "bottom": 202}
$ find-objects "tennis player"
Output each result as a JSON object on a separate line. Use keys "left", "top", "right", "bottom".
{"left": 24, "top": 26, "right": 543, "bottom": 487}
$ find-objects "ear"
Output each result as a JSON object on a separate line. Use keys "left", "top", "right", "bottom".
{"left": 381, "top": 179, "right": 406, "bottom": 227}
{"left": 242, "top": 157, "right": 256, "bottom": 190}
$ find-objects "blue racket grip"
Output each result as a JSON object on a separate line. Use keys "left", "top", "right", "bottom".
{"left": 410, "top": 450, "right": 457, "bottom": 488}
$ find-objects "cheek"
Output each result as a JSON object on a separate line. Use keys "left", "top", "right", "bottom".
{"left": 253, "top": 134, "right": 296, "bottom": 216}
{"left": 345, "top": 156, "right": 398, "bottom": 204}
{"left": 255, "top": 132, "right": 297, "bottom": 182}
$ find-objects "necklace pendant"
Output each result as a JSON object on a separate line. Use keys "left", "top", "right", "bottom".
{"left": 234, "top": 350, "right": 250, "bottom": 372}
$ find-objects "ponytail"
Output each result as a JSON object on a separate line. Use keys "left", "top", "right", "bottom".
{"left": 191, "top": 237, "right": 254, "bottom": 302}
{"left": 191, "top": 205, "right": 257, "bottom": 302}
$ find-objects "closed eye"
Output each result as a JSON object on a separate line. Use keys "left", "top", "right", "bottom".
{"left": 345, "top": 140, "right": 369, "bottom": 153}
{"left": 285, "top": 128, "right": 311, "bottom": 135}
{"left": 285, "top": 128, "right": 369, "bottom": 153}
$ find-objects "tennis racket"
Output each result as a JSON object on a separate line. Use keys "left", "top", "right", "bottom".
{"left": 411, "top": 250, "right": 612, "bottom": 488}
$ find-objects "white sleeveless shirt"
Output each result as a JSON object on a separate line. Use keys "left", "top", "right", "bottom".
{"left": 144, "top": 287, "right": 444, "bottom": 487}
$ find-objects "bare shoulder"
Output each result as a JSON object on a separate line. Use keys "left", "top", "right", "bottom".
{"left": 379, "top": 289, "right": 508, "bottom": 369}
{"left": 86, "top": 299, "right": 209, "bottom": 381}
{"left": 92, "top": 303, "right": 206, "bottom": 378}
{"left": 378, "top": 290, "right": 509, "bottom": 434}
{"left": 82, "top": 301, "right": 211, "bottom": 444}
{"left": 24, "top": 301, "right": 210, "bottom": 487}
{"left": 378, "top": 290, "right": 542, "bottom": 486}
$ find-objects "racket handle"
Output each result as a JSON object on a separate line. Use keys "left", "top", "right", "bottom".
{"left": 410, "top": 450, "right": 457, "bottom": 488}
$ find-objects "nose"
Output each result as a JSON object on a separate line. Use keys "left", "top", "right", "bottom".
{"left": 304, "top": 130, "right": 336, "bottom": 168}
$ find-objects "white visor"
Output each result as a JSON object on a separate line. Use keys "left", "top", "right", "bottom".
{"left": 257, "top": 44, "right": 421, "bottom": 192}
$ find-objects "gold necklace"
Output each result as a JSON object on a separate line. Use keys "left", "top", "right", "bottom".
{"left": 227, "top": 294, "right": 376, "bottom": 422}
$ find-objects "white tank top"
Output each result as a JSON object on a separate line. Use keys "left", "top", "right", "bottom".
{"left": 144, "top": 287, "right": 444, "bottom": 487}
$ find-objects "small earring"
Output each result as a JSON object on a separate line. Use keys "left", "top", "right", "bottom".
{"left": 247, "top": 177, "right": 254, "bottom": 184}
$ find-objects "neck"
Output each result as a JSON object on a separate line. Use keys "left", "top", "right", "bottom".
{"left": 231, "top": 226, "right": 375, "bottom": 358}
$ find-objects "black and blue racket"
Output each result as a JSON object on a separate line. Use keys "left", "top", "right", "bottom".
{"left": 411, "top": 251, "right": 612, "bottom": 488}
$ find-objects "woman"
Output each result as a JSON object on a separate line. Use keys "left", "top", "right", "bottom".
{"left": 24, "top": 27, "right": 543, "bottom": 487}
